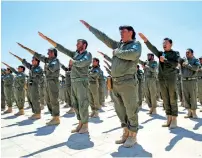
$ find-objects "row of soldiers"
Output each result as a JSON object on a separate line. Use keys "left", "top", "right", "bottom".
{"left": 1, "top": 20, "right": 202, "bottom": 148}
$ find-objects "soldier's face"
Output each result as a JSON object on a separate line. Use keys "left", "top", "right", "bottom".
{"left": 32, "top": 58, "right": 38, "bottom": 66}
{"left": 48, "top": 50, "right": 55, "bottom": 58}
{"left": 76, "top": 41, "right": 85, "bottom": 51}
{"left": 199, "top": 58, "right": 202, "bottom": 64}
{"left": 147, "top": 54, "right": 152, "bottom": 60}
{"left": 93, "top": 59, "right": 98, "bottom": 66}
{"left": 5, "top": 70, "right": 10, "bottom": 74}
{"left": 18, "top": 67, "right": 23, "bottom": 73}
{"left": 163, "top": 40, "right": 172, "bottom": 51}
{"left": 120, "top": 29, "right": 133, "bottom": 42}
{"left": 186, "top": 51, "right": 193, "bottom": 58}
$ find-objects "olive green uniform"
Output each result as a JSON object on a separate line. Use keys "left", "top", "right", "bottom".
{"left": 176, "top": 68, "right": 183, "bottom": 102}
{"left": 98, "top": 69, "right": 105, "bottom": 106}
{"left": 198, "top": 64, "right": 202, "bottom": 105}
{"left": 179, "top": 57, "right": 200, "bottom": 110}
{"left": 139, "top": 60, "right": 157, "bottom": 109}
{"left": 39, "top": 75, "right": 45, "bottom": 106}
{"left": 145, "top": 41, "right": 180, "bottom": 116}
{"left": 56, "top": 44, "right": 92, "bottom": 124}
{"left": 34, "top": 53, "right": 60, "bottom": 116}
{"left": 1, "top": 72, "right": 6, "bottom": 110}
{"left": 89, "top": 26, "right": 141, "bottom": 132}
{"left": 137, "top": 68, "right": 144, "bottom": 107}
{"left": 22, "top": 59, "right": 43, "bottom": 114}
{"left": 3, "top": 73, "right": 14, "bottom": 107}
{"left": 10, "top": 67, "right": 26, "bottom": 110}
{"left": 61, "top": 65, "right": 72, "bottom": 107}
{"left": 88, "top": 66, "right": 101, "bottom": 111}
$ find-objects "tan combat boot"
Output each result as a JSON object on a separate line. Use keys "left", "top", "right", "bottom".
{"left": 152, "top": 108, "right": 157, "bottom": 115}
{"left": 67, "top": 108, "right": 75, "bottom": 114}
{"left": 123, "top": 130, "right": 137, "bottom": 148}
{"left": 115, "top": 127, "right": 129, "bottom": 144}
{"left": 71, "top": 121, "right": 82, "bottom": 133}
{"left": 92, "top": 110, "right": 99, "bottom": 118}
{"left": 191, "top": 110, "right": 198, "bottom": 119}
{"left": 14, "top": 109, "right": 24, "bottom": 116}
{"left": 147, "top": 108, "right": 153, "bottom": 115}
{"left": 4, "top": 107, "right": 12, "bottom": 114}
{"left": 89, "top": 110, "right": 95, "bottom": 117}
{"left": 29, "top": 114, "right": 41, "bottom": 120}
{"left": 78, "top": 123, "right": 88, "bottom": 134}
{"left": 162, "top": 115, "right": 172, "bottom": 127}
{"left": 184, "top": 109, "right": 192, "bottom": 118}
{"left": 169, "top": 116, "right": 177, "bottom": 129}
{"left": 46, "top": 116, "right": 60, "bottom": 126}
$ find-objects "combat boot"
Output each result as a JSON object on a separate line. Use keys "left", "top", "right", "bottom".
{"left": 191, "top": 110, "right": 198, "bottom": 119}
{"left": 169, "top": 116, "right": 177, "bottom": 129}
{"left": 3, "top": 107, "right": 12, "bottom": 114}
{"left": 89, "top": 110, "right": 95, "bottom": 117}
{"left": 67, "top": 108, "right": 75, "bottom": 114}
{"left": 162, "top": 115, "right": 172, "bottom": 127}
{"left": 184, "top": 109, "right": 192, "bottom": 118}
{"left": 93, "top": 110, "right": 99, "bottom": 118}
{"left": 115, "top": 127, "right": 129, "bottom": 144}
{"left": 29, "top": 114, "right": 41, "bottom": 120}
{"left": 152, "top": 108, "right": 157, "bottom": 115}
{"left": 123, "top": 131, "right": 137, "bottom": 148}
{"left": 71, "top": 121, "right": 82, "bottom": 133}
{"left": 147, "top": 108, "right": 153, "bottom": 115}
{"left": 79, "top": 123, "right": 88, "bottom": 134}
{"left": 14, "top": 109, "right": 24, "bottom": 116}
{"left": 46, "top": 116, "right": 60, "bottom": 126}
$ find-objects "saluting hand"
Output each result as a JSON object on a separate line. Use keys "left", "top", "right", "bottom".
{"left": 80, "top": 20, "right": 90, "bottom": 29}
{"left": 138, "top": 33, "right": 148, "bottom": 42}
{"left": 160, "top": 56, "right": 165, "bottom": 62}
{"left": 97, "top": 51, "right": 104, "bottom": 56}
{"left": 38, "top": 32, "right": 47, "bottom": 40}
{"left": 17, "top": 42, "right": 25, "bottom": 48}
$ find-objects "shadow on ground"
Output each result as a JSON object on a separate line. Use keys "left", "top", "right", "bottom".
{"left": 190, "top": 118, "right": 202, "bottom": 130}
{"left": 165, "top": 127, "right": 202, "bottom": 151}
{"left": 62, "top": 113, "right": 75, "bottom": 118}
{"left": 89, "top": 117, "right": 103, "bottom": 124}
{"left": 22, "top": 133, "right": 94, "bottom": 157}
{"left": 110, "top": 143, "right": 152, "bottom": 157}
{"left": 141, "top": 114, "right": 166, "bottom": 124}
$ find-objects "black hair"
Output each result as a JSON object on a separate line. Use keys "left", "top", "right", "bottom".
{"left": 187, "top": 48, "right": 194, "bottom": 54}
{"left": 18, "top": 66, "right": 25, "bottom": 72}
{"left": 77, "top": 39, "right": 88, "bottom": 49}
{"left": 147, "top": 53, "right": 154, "bottom": 56}
{"left": 164, "top": 38, "right": 173, "bottom": 44}
{"left": 93, "top": 57, "right": 100, "bottom": 64}
{"left": 7, "top": 68, "right": 12, "bottom": 73}
{"left": 119, "top": 25, "right": 136, "bottom": 40}
{"left": 137, "top": 65, "right": 140, "bottom": 68}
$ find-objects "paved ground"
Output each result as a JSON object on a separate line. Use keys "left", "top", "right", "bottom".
{"left": 1, "top": 99, "right": 202, "bottom": 158}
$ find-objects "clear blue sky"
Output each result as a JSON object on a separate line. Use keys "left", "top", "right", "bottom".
{"left": 2, "top": 1, "right": 202, "bottom": 76}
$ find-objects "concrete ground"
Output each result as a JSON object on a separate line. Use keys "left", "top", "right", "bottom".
{"left": 1, "top": 99, "right": 202, "bottom": 158}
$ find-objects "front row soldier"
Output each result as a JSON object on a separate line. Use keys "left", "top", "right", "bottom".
{"left": 10, "top": 52, "right": 43, "bottom": 120}
{"left": 17, "top": 43, "right": 60, "bottom": 126}
{"left": 179, "top": 49, "right": 200, "bottom": 119}
{"left": 136, "top": 65, "right": 144, "bottom": 107}
{"left": 139, "top": 53, "right": 158, "bottom": 114}
{"left": 2, "top": 62, "right": 26, "bottom": 116}
{"left": 37, "top": 32, "right": 92, "bottom": 134}
{"left": 81, "top": 20, "right": 141, "bottom": 148}
{"left": 88, "top": 58, "right": 101, "bottom": 118}
{"left": 198, "top": 56, "right": 202, "bottom": 112}
{"left": 61, "top": 62, "right": 74, "bottom": 114}
{"left": 139, "top": 33, "right": 180, "bottom": 129}
{"left": 2, "top": 67, "right": 14, "bottom": 113}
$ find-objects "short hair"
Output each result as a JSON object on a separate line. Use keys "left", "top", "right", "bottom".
{"left": 187, "top": 48, "right": 194, "bottom": 54}
{"left": 164, "top": 38, "right": 173, "bottom": 44}
{"left": 137, "top": 65, "right": 140, "bottom": 68}
{"left": 147, "top": 53, "right": 154, "bottom": 57}
{"left": 93, "top": 57, "right": 100, "bottom": 63}
{"left": 77, "top": 39, "right": 88, "bottom": 49}
{"left": 18, "top": 66, "right": 25, "bottom": 72}
{"left": 119, "top": 25, "right": 136, "bottom": 40}
{"left": 32, "top": 57, "right": 40, "bottom": 65}
{"left": 7, "top": 68, "right": 12, "bottom": 73}
{"left": 48, "top": 48, "right": 58, "bottom": 57}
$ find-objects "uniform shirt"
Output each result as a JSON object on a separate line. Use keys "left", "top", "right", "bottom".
{"left": 198, "top": 64, "right": 202, "bottom": 77}
{"left": 145, "top": 41, "right": 180, "bottom": 79}
{"left": 89, "top": 26, "right": 141, "bottom": 78}
{"left": 137, "top": 69, "right": 144, "bottom": 81}
{"left": 179, "top": 57, "right": 200, "bottom": 78}
{"left": 139, "top": 59, "right": 157, "bottom": 79}
{"left": 34, "top": 53, "right": 60, "bottom": 80}
{"left": 61, "top": 64, "right": 71, "bottom": 86}
{"left": 56, "top": 44, "right": 92, "bottom": 79}
{"left": 88, "top": 66, "right": 101, "bottom": 83}
{"left": 22, "top": 59, "right": 43, "bottom": 85}
{"left": 3, "top": 73, "right": 14, "bottom": 87}
{"left": 10, "top": 67, "right": 26, "bottom": 90}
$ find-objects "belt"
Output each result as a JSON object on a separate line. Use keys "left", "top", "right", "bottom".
{"left": 182, "top": 77, "right": 197, "bottom": 81}
{"left": 112, "top": 74, "right": 135, "bottom": 82}
{"left": 198, "top": 77, "right": 202, "bottom": 79}
{"left": 71, "top": 78, "right": 88, "bottom": 82}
